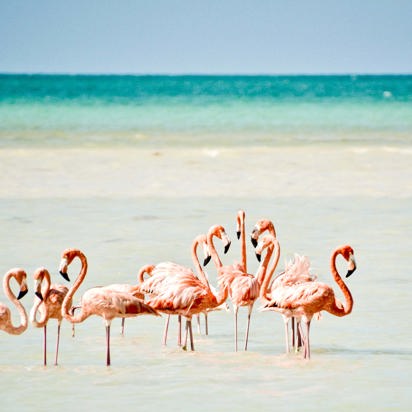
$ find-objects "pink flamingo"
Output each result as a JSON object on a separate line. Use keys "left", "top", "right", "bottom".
{"left": 30, "top": 267, "right": 70, "bottom": 365}
{"left": 0, "top": 268, "right": 28, "bottom": 336}
{"left": 102, "top": 266, "right": 148, "bottom": 336}
{"left": 140, "top": 230, "right": 231, "bottom": 351}
{"left": 251, "top": 218, "right": 302, "bottom": 349}
{"left": 59, "top": 248, "right": 160, "bottom": 366}
{"left": 261, "top": 245, "right": 357, "bottom": 359}
{"left": 256, "top": 235, "right": 319, "bottom": 353}
{"left": 220, "top": 210, "right": 260, "bottom": 351}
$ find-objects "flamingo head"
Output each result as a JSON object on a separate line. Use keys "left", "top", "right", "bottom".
{"left": 250, "top": 219, "right": 276, "bottom": 248}
{"left": 255, "top": 234, "right": 276, "bottom": 262}
{"left": 59, "top": 248, "right": 81, "bottom": 282}
{"left": 236, "top": 210, "right": 245, "bottom": 240}
{"left": 8, "top": 268, "right": 28, "bottom": 300}
{"left": 33, "top": 267, "right": 49, "bottom": 300}
{"left": 340, "top": 245, "right": 357, "bottom": 278}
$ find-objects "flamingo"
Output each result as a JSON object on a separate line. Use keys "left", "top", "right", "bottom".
{"left": 255, "top": 235, "right": 313, "bottom": 353}
{"left": 140, "top": 230, "right": 231, "bottom": 351}
{"left": 30, "top": 267, "right": 70, "bottom": 365}
{"left": 0, "top": 268, "right": 28, "bottom": 336}
{"left": 251, "top": 218, "right": 302, "bottom": 349}
{"left": 59, "top": 248, "right": 160, "bottom": 366}
{"left": 137, "top": 263, "right": 182, "bottom": 346}
{"left": 101, "top": 266, "right": 148, "bottom": 336}
{"left": 261, "top": 245, "right": 357, "bottom": 359}
{"left": 219, "top": 210, "right": 260, "bottom": 351}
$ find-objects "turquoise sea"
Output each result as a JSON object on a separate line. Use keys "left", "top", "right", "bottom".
{"left": 1, "top": 74, "right": 411, "bottom": 147}
{"left": 0, "top": 75, "right": 411, "bottom": 411}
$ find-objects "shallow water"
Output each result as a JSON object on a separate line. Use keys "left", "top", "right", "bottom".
{"left": 1, "top": 157, "right": 411, "bottom": 411}
{"left": 1, "top": 75, "right": 411, "bottom": 411}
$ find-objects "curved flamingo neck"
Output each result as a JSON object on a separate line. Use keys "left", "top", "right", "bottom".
{"left": 192, "top": 236, "right": 210, "bottom": 289}
{"left": 42, "top": 270, "right": 51, "bottom": 299}
{"left": 239, "top": 212, "right": 247, "bottom": 272}
{"left": 257, "top": 220, "right": 277, "bottom": 239}
{"left": 207, "top": 230, "right": 223, "bottom": 268}
{"left": 259, "top": 239, "right": 281, "bottom": 301}
{"left": 62, "top": 251, "right": 88, "bottom": 322}
{"left": 331, "top": 249, "right": 353, "bottom": 316}
{"left": 30, "top": 297, "right": 48, "bottom": 327}
{"left": 3, "top": 273, "right": 28, "bottom": 334}
{"left": 138, "top": 264, "right": 154, "bottom": 283}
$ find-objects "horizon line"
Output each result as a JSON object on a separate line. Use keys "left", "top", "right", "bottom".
{"left": 1, "top": 71, "right": 411, "bottom": 77}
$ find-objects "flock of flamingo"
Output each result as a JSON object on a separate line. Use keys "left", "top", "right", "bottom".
{"left": 0, "top": 210, "right": 357, "bottom": 366}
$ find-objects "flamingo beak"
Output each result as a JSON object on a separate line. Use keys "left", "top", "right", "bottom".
{"left": 59, "top": 271, "right": 70, "bottom": 282}
{"left": 255, "top": 253, "right": 261, "bottom": 262}
{"left": 224, "top": 241, "right": 231, "bottom": 254}
{"left": 250, "top": 227, "right": 259, "bottom": 247}
{"left": 203, "top": 255, "right": 211, "bottom": 266}
{"left": 17, "top": 289, "right": 28, "bottom": 300}
{"left": 35, "top": 291, "right": 44, "bottom": 301}
{"left": 346, "top": 254, "right": 357, "bottom": 278}
{"left": 59, "top": 258, "right": 70, "bottom": 281}
{"left": 236, "top": 231, "right": 241, "bottom": 240}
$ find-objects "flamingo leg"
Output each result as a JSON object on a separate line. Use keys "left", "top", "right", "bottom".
{"left": 106, "top": 323, "right": 111, "bottom": 366}
{"left": 244, "top": 304, "right": 253, "bottom": 351}
{"left": 162, "top": 315, "right": 170, "bottom": 346}
{"left": 283, "top": 316, "right": 290, "bottom": 353}
{"left": 188, "top": 319, "right": 194, "bottom": 351}
{"left": 298, "top": 321, "right": 306, "bottom": 356}
{"left": 297, "top": 319, "right": 303, "bottom": 351}
{"left": 304, "top": 319, "right": 311, "bottom": 360}
{"left": 121, "top": 318, "right": 125, "bottom": 336}
{"left": 196, "top": 314, "right": 201, "bottom": 334}
{"left": 71, "top": 322, "right": 75, "bottom": 338}
{"left": 43, "top": 325, "right": 47, "bottom": 366}
{"left": 55, "top": 322, "right": 61, "bottom": 366}
{"left": 183, "top": 318, "right": 189, "bottom": 350}
{"left": 177, "top": 315, "right": 182, "bottom": 346}
{"left": 234, "top": 306, "right": 239, "bottom": 352}
{"left": 204, "top": 312, "right": 209, "bottom": 336}
{"left": 291, "top": 317, "right": 295, "bottom": 349}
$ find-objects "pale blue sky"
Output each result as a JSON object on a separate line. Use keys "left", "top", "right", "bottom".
{"left": 1, "top": 0, "right": 411, "bottom": 74}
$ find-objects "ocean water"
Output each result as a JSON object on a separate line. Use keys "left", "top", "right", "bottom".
{"left": 0, "top": 75, "right": 411, "bottom": 411}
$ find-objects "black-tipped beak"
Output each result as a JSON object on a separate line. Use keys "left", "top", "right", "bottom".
{"left": 236, "top": 231, "right": 241, "bottom": 240}
{"left": 17, "top": 289, "right": 28, "bottom": 300}
{"left": 59, "top": 271, "right": 70, "bottom": 282}
{"left": 251, "top": 237, "right": 258, "bottom": 248}
{"left": 346, "top": 268, "right": 356, "bottom": 278}
{"left": 224, "top": 241, "right": 231, "bottom": 254}
{"left": 35, "top": 291, "right": 44, "bottom": 301}
{"left": 255, "top": 253, "right": 261, "bottom": 262}
{"left": 203, "top": 255, "right": 211, "bottom": 266}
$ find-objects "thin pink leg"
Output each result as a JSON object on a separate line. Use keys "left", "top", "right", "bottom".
{"left": 291, "top": 317, "right": 295, "bottom": 349}
{"left": 204, "top": 312, "right": 209, "bottom": 336}
{"left": 162, "top": 315, "right": 170, "bottom": 346}
{"left": 55, "top": 322, "right": 61, "bottom": 366}
{"left": 43, "top": 325, "right": 47, "bottom": 366}
{"left": 297, "top": 319, "right": 303, "bottom": 350}
{"left": 284, "top": 318, "right": 290, "bottom": 353}
{"left": 244, "top": 304, "right": 253, "bottom": 351}
{"left": 188, "top": 319, "right": 194, "bottom": 351}
{"left": 196, "top": 315, "right": 201, "bottom": 334}
{"left": 183, "top": 318, "right": 189, "bottom": 350}
{"left": 234, "top": 306, "right": 239, "bottom": 352}
{"left": 121, "top": 318, "right": 125, "bottom": 336}
{"left": 305, "top": 320, "right": 311, "bottom": 360}
{"left": 177, "top": 315, "right": 182, "bottom": 346}
{"left": 106, "top": 323, "right": 111, "bottom": 366}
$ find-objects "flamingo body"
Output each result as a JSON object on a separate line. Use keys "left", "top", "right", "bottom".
{"left": 0, "top": 268, "right": 28, "bottom": 336}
